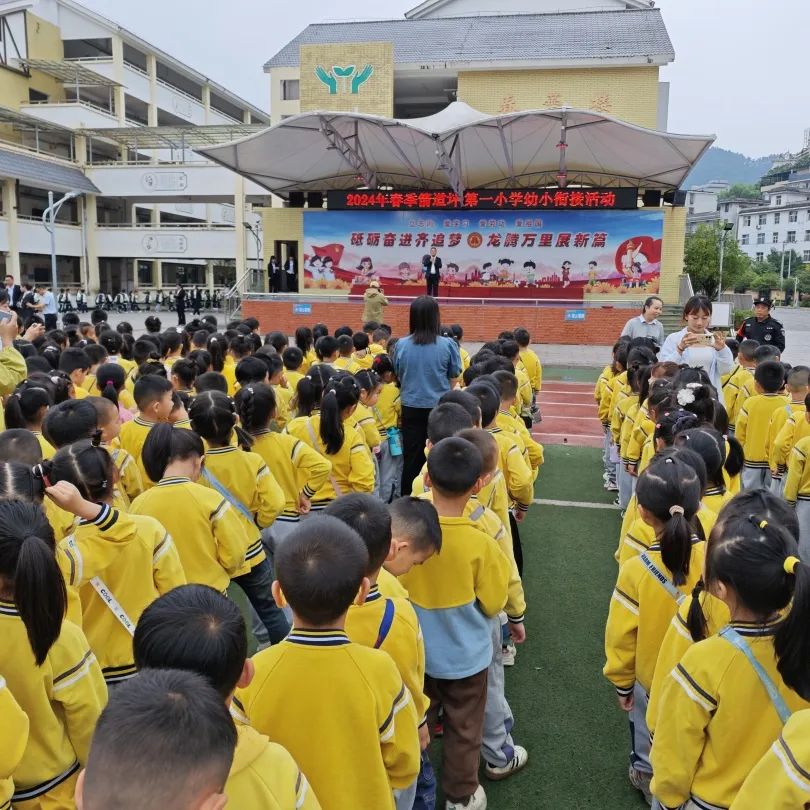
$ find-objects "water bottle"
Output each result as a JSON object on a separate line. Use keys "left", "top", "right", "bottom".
{"left": 387, "top": 427, "right": 403, "bottom": 457}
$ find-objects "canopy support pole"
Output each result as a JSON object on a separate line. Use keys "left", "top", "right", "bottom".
{"left": 433, "top": 133, "right": 465, "bottom": 198}
{"left": 318, "top": 116, "right": 377, "bottom": 189}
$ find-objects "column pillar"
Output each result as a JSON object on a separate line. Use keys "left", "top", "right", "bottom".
{"left": 206, "top": 260, "right": 214, "bottom": 292}
{"left": 151, "top": 206, "right": 162, "bottom": 293}
{"left": 111, "top": 35, "right": 127, "bottom": 160}
{"left": 84, "top": 193, "right": 100, "bottom": 294}
{"left": 202, "top": 85, "right": 211, "bottom": 124}
{"left": 234, "top": 175, "right": 247, "bottom": 291}
{"left": 2, "top": 179, "right": 20, "bottom": 281}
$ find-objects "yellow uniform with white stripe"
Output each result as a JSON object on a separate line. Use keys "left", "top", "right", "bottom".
{"left": 0, "top": 603, "right": 106, "bottom": 808}
{"left": 728, "top": 371, "right": 755, "bottom": 431}
{"left": 625, "top": 403, "right": 652, "bottom": 469}
{"left": 496, "top": 409, "right": 544, "bottom": 471}
{"left": 378, "top": 567, "right": 410, "bottom": 599}
{"left": 271, "top": 383, "right": 293, "bottom": 430}
{"left": 333, "top": 355, "right": 361, "bottom": 374}
{"left": 514, "top": 367, "right": 533, "bottom": 418}
{"left": 619, "top": 400, "right": 641, "bottom": 465}
{"left": 722, "top": 364, "right": 752, "bottom": 430}
{"left": 353, "top": 349, "right": 374, "bottom": 370}
{"left": 487, "top": 427, "right": 534, "bottom": 513}
{"left": 30, "top": 431, "right": 55, "bottom": 460}
{"left": 286, "top": 414, "right": 375, "bottom": 505}
{"left": 0, "top": 676, "right": 28, "bottom": 810}
{"left": 201, "top": 445, "right": 285, "bottom": 575}
{"left": 768, "top": 400, "right": 805, "bottom": 478}
{"left": 352, "top": 401, "right": 382, "bottom": 451}
{"left": 373, "top": 383, "right": 401, "bottom": 431}
{"left": 604, "top": 540, "right": 705, "bottom": 697}
{"left": 59, "top": 510, "right": 186, "bottom": 685}
{"left": 226, "top": 724, "right": 321, "bottom": 810}
{"left": 346, "top": 584, "right": 430, "bottom": 726}
{"left": 248, "top": 430, "right": 332, "bottom": 519}
{"left": 130, "top": 476, "right": 250, "bottom": 592}
{"left": 611, "top": 390, "right": 636, "bottom": 450}
{"left": 737, "top": 393, "right": 787, "bottom": 469}
{"left": 238, "top": 630, "right": 420, "bottom": 810}
{"left": 650, "top": 619, "right": 810, "bottom": 809}
{"left": 784, "top": 435, "right": 810, "bottom": 505}
{"left": 731, "top": 709, "right": 810, "bottom": 809}
{"left": 604, "top": 371, "right": 629, "bottom": 429}
{"left": 107, "top": 444, "right": 144, "bottom": 506}
{"left": 594, "top": 365, "right": 615, "bottom": 408}
{"left": 773, "top": 411, "right": 810, "bottom": 475}
{"left": 519, "top": 347, "right": 542, "bottom": 392}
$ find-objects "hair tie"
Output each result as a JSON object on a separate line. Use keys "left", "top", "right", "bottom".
{"left": 759, "top": 520, "right": 768, "bottom": 529}
{"left": 664, "top": 457, "right": 674, "bottom": 465}
{"left": 784, "top": 556, "right": 800, "bottom": 575}
{"left": 669, "top": 505, "right": 685, "bottom": 516}
{"left": 32, "top": 463, "right": 52, "bottom": 488}
{"left": 91, "top": 430, "right": 103, "bottom": 447}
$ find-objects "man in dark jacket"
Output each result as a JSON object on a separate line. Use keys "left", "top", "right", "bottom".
{"left": 422, "top": 247, "right": 442, "bottom": 297}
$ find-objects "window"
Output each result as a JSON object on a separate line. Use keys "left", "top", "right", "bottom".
{"left": 804, "top": 251, "right": 810, "bottom": 262}
{"left": 688, "top": 206, "right": 694, "bottom": 215}
{"left": 724, "top": 203, "right": 730, "bottom": 212}
{"left": 776, "top": 195, "right": 782, "bottom": 205}
{"left": 281, "top": 80, "right": 300, "bottom": 101}
{"left": 756, "top": 252, "right": 764, "bottom": 262}
{"left": 773, "top": 232, "right": 780, "bottom": 243}
{"left": 787, "top": 231, "right": 797, "bottom": 243}
{"left": 741, "top": 234, "right": 749, "bottom": 245}
{"left": 805, "top": 230, "right": 810, "bottom": 242}
{"left": 774, "top": 212, "right": 781, "bottom": 224}
{"left": 759, "top": 214, "right": 767, "bottom": 225}
{"left": 744, "top": 215, "right": 751, "bottom": 226}
{"left": 789, "top": 210, "right": 798, "bottom": 222}
{"left": 689, "top": 193, "right": 695, "bottom": 204}
{"left": 757, "top": 232, "right": 766, "bottom": 244}
{"left": 28, "top": 89, "right": 48, "bottom": 103}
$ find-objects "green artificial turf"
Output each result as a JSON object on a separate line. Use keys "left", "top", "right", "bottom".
{"left": 535, "top": 444, "right": 617, "bottom": 505}
{"left": 542, "top": 366, "right": 602, "bottom": 384}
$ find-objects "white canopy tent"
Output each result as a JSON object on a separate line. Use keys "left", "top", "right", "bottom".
{"left": 199, "top": 102, "right": 715, "bottom": 198}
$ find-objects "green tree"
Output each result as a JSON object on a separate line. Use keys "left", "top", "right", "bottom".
{"left": 718, "top": 183, "right": 762, "bottom": 200}
{"left": 684, "top": 223, "right": 753, "bottom": 299}
{"left": 794, "top": 267, "right": 810, "bottom": 295}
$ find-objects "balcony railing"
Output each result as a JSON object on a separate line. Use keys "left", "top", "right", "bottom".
{"left": 95, "top": 222, "right": 235, "bottom": 229}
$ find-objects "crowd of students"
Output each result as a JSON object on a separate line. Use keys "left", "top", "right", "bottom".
{"left": 0, "top": 301, "right": 546, "bottom": 810}
{"left": 600, "top": 294, "right": 810, "bottom": 809}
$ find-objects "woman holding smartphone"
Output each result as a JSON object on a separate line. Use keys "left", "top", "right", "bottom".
{"left": 659, "top": 295, "right": 734, "bottom": 392}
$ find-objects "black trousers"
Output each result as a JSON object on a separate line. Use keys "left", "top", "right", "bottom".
{"left": 401, "top": 405, "right": 432, "bottom": 496}
{"left": 508, "top": 511, "right": 524, "bottom": 577}
{"left": 44, "top": 314, "right": 57, "bottom": 331}
{"left": 426, "top": 275, "right": 439, "bottom": 297}
{"left": 176, "top": 306, "right": 186, "bottom": 325}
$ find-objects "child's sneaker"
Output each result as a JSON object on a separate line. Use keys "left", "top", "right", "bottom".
{"left": 446, "top": 784, "right": 487, "bottom": 810}
{"left": 628, "top": 766, "right": 652, "bottom": 805}
{"left": 606, "top": 481, "right": 619, "bottom": 492}
{"left": 484, "top": 746, "right": 529, "bottom": 781}
{"left": 501, "top": 640, "right": 516, "bottom": 667}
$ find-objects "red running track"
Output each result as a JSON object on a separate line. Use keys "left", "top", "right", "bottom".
{"left": 532, "top": 381, "right": 604, "bottom": 448}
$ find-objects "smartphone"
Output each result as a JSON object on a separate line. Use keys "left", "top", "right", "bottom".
{"left": 0, "top": 310, "right": 13, "bottom": 324}
{"left": 694, "top": 334, "right": 714, "bottom": 347}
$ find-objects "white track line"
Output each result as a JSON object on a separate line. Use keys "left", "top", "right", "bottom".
{"left": 533, "top": 498, "right": 621, "bottom": 510}
{"left": 539, "top": 401, "right": 599, "bottom": 407}
{"left": 535, "top": 431, "right": 605, "bottom": 440}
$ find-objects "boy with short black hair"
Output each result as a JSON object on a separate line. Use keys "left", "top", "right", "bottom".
{"left": 314, "top": 335, "right": 339, "bottom": 365}
{"left": 513, "top": 326, "right": 542, "bottom": 396}
{"left": 282, "top": 346, "right": 305, "bottom": 391}
{"left": 196, "top": 371, "right": 229, "bottom": 395}
{"left": 737, "top": 360, "right": 788, "bottom": 490}
{"left": 132, "top": 584, "right": 320, "bottom": 809}
{"left": 0, "top": 427, "right": 43, "bottom": 464}
{"left": 769, "top": 368, "right": 810, "bottom": 494}
{"left": 352, "top": 331, "right": 373, "bottom": 370}
{"left": 237, "top": 516, "right": 420, "bottom": 810}
{"left": 724, "top": 337, "right": 759, "bottom": 431}
{"left": 58, "top": 347, "right": 91, "bottom": 398}
{"left": 42, "top": 399, "right": 98, "bottom": 448}
{"left": 77, "top": 668, "right": 237, "bottom": 810}
{"left": 491, "top": 369, "right": 544, "bottom": 472}
{"left": 333, "top": 335, "right": 360, "bottom": 372}
{"left": 371, "top": 328, "right": 389, "bottom": 354}
{"left": 236, "top": 356, "right": 270, "bottom": 387}
{"left": 400, "top": 438, "right": 510, "bottom": 810}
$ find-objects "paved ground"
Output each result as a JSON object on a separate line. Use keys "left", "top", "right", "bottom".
{"left": 773, "top": 306, "right": 810, "bottom": 365}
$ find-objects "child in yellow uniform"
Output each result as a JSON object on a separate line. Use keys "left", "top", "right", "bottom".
{"left": 118, "top": 375, "right": 175, "bottom": 488}
{"left": 58, "top": 346, "right": 91, "bottom": 399}
{"left": 94, "top": 362, "right": 137, "bottom": 414}
{"left": 650, "top": 509, "right": 810, "bottom": 810}
{"left": 604, "top": 453, "right": 705, "bottom": 804}
{"left": 326, "top": 494, "right": 438, "bottom": 809}
{"left": 0, "top": 498, "right": 106, "bottom": 809}
{"left": 131, "top": 423, "right": 250, "bottom": 592}
{"left": 0, "top": 675, "right": 28, "bottom": 810}
{"left": 773, "top": 394, "right": 810, "bottom": 489}
{"left": 723, "top": 338, "right": 757, "bottom": 432}
{"left": 768, "top": 367, "right": 809, "bottom": 495}
{"left": 598, "top": 341, "right": 629, "bottom": 490}
{"left": 99, "top": 330, "right": 136, "bottom": 380}
{"left": 235, "top": 383, "right": 332, "bottom": 545}
{"left": 492, "top": 370, "right": 544, "bottom": 473}
{"left": 189, "top": 390, "right": 289, "bottom": 645}
{"left": 353, "top": 369, "right": 384, "bottom": 492}
{"left": 237, "top": 515, "right": 420, "bottom": 810}
{"left": 352, "top": 331, "right": 375, "bottom": 369}
{"left": 293, "top": 326, "right": 315, "bottom": 374}
{"left": 132, "top": 584, "right": 321, "bottom": 809}
{"left": 514, "top": 327, "right": 542, "bottom": 393}
{"left": 286, "top": 374, "right": 375, "bottom": 509}
{"left": 224, "top": 335, "right": 252, "bottom": 396}
{"left": 282, "top": 346, "right": 305, "bottom": 393}
{"left": 784, "top": 431, "right": 810, "bottom": 556}
{"left": 4, "top": 379, "right": 56, "bottom": 459}
{"left": 400, "top": 437, "right": 511, "bottom": 808}
{"left": 371, "top": 354, "right": 403, "bottom": 503}
{"left": 44, "top": 441, "right": 186, "bottom": 687}
{"left": 333, "top": 335, "right": 361, "bottom": 373}
{"left": 736, "top": 360, "right": 789, "bottom": 489}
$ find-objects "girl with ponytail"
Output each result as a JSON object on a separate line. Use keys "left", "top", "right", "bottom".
{"left": 604, "top": 452, "right": 704, "bottom": 804}
{"left": 286, "top": 372, "right": 375, "bottom": 508}
{"left": 95, "top": 362, "right": 133, "bottom": 422}
{"left": 37, "top": 441, "right": 185, "bottom": 688}
{"left": 674, "top": 427, "right": 732, "bottom": 515}
{"left": 294, "top": 325, "right": 316, "bottom": 373}
{"left": 0, "top": 496, "right": 107, "bottom": 807}
{"left": 650, "top": 497, "right": 810, "bottom": 810}
{"left": 290, "top": 363, "right": 333, "bottom": 419}
{"left": 370, "top": 353, "right": 403, "bottom": 501}
{"left": 4, "top": 379, "right": 55, "bottom": 459}
{"left": 188, "top": 391, "right": 289, "bottom": 645}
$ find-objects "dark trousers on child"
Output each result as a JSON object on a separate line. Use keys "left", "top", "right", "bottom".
{"left": 508, "top": 511, "right": 524, "bottom": 577}
{"left": 232, "top": 557, "right": 290, "bottom": 644}
{"left": 425, "top": 668, "right": 488, "bottom": 804}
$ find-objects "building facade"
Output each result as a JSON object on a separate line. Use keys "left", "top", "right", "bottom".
{"left": 735, "top": 186, "right": 810, "bottom": 265}
{"left": 0, "top": 0, "right": 272, "bottom": 295}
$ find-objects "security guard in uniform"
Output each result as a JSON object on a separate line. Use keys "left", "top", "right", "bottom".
{"left": 736, "top": 297, "right": 785, "bottom": 352}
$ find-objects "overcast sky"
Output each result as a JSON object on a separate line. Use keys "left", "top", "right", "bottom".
{"left": 79, "top": 0, "right": 807, "bottom": 157}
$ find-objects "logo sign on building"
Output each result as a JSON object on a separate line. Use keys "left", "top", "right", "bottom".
{"left": 564, "top": 309, "right": 587, "bottom": 321}
{"left": 315, "top": 64, "right": 374, "bottom": 95}
{"left": 302, "top": 208, "right": 664, "bottom": 303}
{"left": 326, "top": 188, "right": 639, "bottom": 211}
{"left": 293, "top": 303, "right": 312, "bottom": 315}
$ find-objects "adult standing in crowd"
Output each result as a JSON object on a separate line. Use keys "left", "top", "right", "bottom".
{"left": 393, "top": 295, "right": 462, "bottom": 493}
{"left": 175, "top": 283, "right": 186, "bottom": 325}
{"left": 362, "top": 279, "right": 388, "bottom": 324}
{"left": 620, "top": 296, "right": 665, "bottom": 347}
{"left": 285, "top": 254, "right": 298, "bottom": 292}
{"left": 268, "top": 255, "right": 281, "bottom": 293}
{"left": 34, "top": 284, "right": 57, "bottom": 331}
{"left": 422, "top": 246, "right": 442, "bottom": 297}
{"left": 4, "top": 275, "right": 22, "bottom": 314}
{"left": 659, "top": 295, "right": 734, "bottom": 391}
{"left": 736, "top": 296, "right": 785, "bottom": 353}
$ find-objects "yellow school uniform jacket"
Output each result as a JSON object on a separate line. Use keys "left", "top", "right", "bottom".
{"left": 638, "top": 435, "right": 656, "bottom": 475}
{"left": 0, "top": 344, "right": 26, "bottom": 432}
{"left": 519, "top": 348, "right": 542, "bottom": 392}
{"left": 249, "top": 430, "right": 332, "bottom": 519}
{"left": 60, "top": 511, "right": 186, "bottom": 684}
{"left": 107, "top": 444, "right": 144, "bottom": 506}
{"left": 271, "top": 383, "right": 293, "bottom": 430}
{"left": 130, "top": 476, "right": 249, "bottom": 592}
{"left": 728, "top": 370, "right": 755, "bottom": 430}
{"left": 595, "top": 364, "right": 613, "bottom": 404}
{"left": 515, "top": 367, "right": 533, "bottom": 417}
{"left": 604, "top": 539, "right": 705, "bottom": 696}
{"left": 333, "top": 355, "right": 361, "bottom": 374}
{"left": 625, "top": 403, "right": 652, "bottom": 468}
{"left": 722, "top": 364, "right": 751, "bottom": 425}
{"left": 488, "top": 426, "right": 534, "bottom": 512}
{"left": 119, "top": 415, "right": 158, "bottom": 489}
{"left": 611, "top": 389, "right": 636, "bottom": 448}
{"left": 606, "top": 372, "right": 630, "bottom": 430}
{"left": 731, "top": 708, "right": 810, "bottom": 810}
{"left": 0, "top": 676, "right": 28, "bottom": 810}
{"left": 619, "top": 400, "right": 641, "bottom": 464}
{"left": 378, "top": 567, "right": 410, "bottom": 599}
{"left": 737, "top": 393, "right": 787, "bottom": 466}
{"left": 286, "top": 415, "right": 375, "bottom": 504}
{"left": 223, "top": 356, "right": 238, "bottom": 396}
{"left": 226, "top": 724, "right": 320, "bottom": 810}
{"left": 300, "top": 349, "right": 317, "bottom": 375}
{"left": 774, "top": 412, "right": 810, "bottom": 475}
{"left": 496, "top": 409, "right": 544, "bottom": 470}
{"left": 352, "top": 349, "right": 374, "bottom": 370}
{"left": 0, "top": 605, "right": 106, "bottom": 804}
{"left": 400, "top": 516, "right": 510, "bottom": 679}
{"left": 237, "top": 631, "right": 420, "bottom": 810}
{"left": 30, "top": 430, "right": 55, "bottom": 460}
{"left": 459, "top": 345, "right": 471, "bottom": 372}
{"left": 107, "top": 354, "right": 136, "bottom": 379}
{"left": 202, "top": 446, "right": 284, "bottom": 573}
{"left": 373, "top": 383, "right": 401, "bottom": 431}
{"left": 352, "top": 401, "right": 382, "bottom": 450}
{"left": 646, "top": 590, "right": 730, "bottom": 735}
{"left": 72, "top": 383, "right": 89, "bottom": 399}
{"left": 784, "top": 435, "right": 810, "bottom": 504}
{"left": 346, "top": 584, "right": 430, "bottom": 724}
{"left": 368, "top": 342, "right": 385, "bottom": 356}
{"left": 284, "top": 369, "right": 305, "bottom": 394}
{"left": 769, "top": 400, "right": 806, "bottom": 476}
{"left": 651, "top": 619, "right": 810, "bottom": 810}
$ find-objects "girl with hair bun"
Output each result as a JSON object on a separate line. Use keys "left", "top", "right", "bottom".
{"left": 604, "top": 452, "right": 706, "bottom": 805}
{"left": 4, "top": 378, "right": 55, "bottom": 459}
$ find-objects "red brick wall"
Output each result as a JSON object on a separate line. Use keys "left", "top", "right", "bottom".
{"left": 242, "top": 299, "right": 634, "bottom": 345}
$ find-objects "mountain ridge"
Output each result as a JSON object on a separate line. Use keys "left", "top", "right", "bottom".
{"left": 685, "top": 147, "right": 776, "bottom": 189}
